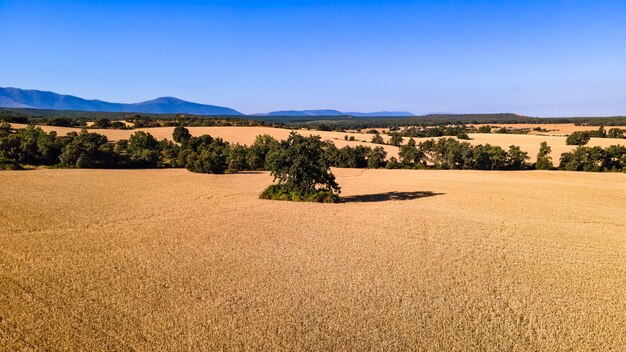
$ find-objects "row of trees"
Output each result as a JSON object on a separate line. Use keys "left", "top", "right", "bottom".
{"left": 1, "top": 124, "right": 624, "bottom": 173}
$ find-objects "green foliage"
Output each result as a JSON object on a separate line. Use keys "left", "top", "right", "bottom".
{"left": 0, "top": 125, "right": 63, "bottom": 166}
{"left": 47, "top": 117, "right": 77, "bottom": 127}
{"left": 398, "top": 138, "right": 422, "bottom": 167}
{"left": 185, "top": 137, "right": 229, "bottom": 174}
{"left": 264, "top": 132, "right": 340, "bottom": 201}
{"left": 536, "top": 141, "right": 553, "bottom": 170}
{"left": 607, "top": 128, "right": 624, "bottom": 139}
{"left": 332, "top": 145, "right": 369, "bottom": 168}
{"left": 505, "top": 145, "right": 530, "bottom": 170}
{"left": 173, "top": 125, "right": 192, "bottom": 144}
{"left": 0, "top": 158, "right": 22, "bottom": 170}
{"left": 227, "top": 144, "right": 249, "bottom": 173}
{"left": 59, "top": 130, "right": 116, "bottom": 168}
{"left": 559, "top": 145, "right": 626, "bottom": 172}
{"left": 477, "top": 125, "right": 492, "bottom": 133}
{"left": 420, "top": 138, "right": 472, "bottom": 169}
{"left": 385, "top": 156, "right": 400, "bottom": 169}
{"left": 389, "top": 132, "right": 403, "bottom": 146}
{"left": 259, "top": 184, "right": 340, "bottom": 203}
{"left": 371, "top": 133, "right": 385, "bottom": 144}
{"left": 566, "top": 131, "right": 591, "bottom": 145}
{"left": 246, "top": 134, "right": 279, "bottom": 170}
{"left": 127, "top": 131, "right": 161, "bottom": 167}
{"left": 469, "top": 144, "right": 509, "bottom": 170}
{"left": 0, "top": 122, "right": 11, "bottom": 135}
{"left": 367, "top": 146, "right": 387, "bottom": 168}
{"left": 92, "top": 118, "right": 112, "bottom": 129}
{"left": 457, "top": 132, "right": 470, "bottom": 140}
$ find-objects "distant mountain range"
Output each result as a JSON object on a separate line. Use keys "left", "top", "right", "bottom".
{"left": 0, "top": 87, "right": 415, "bottom": 117}
{"left": 0, "top": 87, "right": 243, "bottom": 116}
{"left": 255, "top": 110, "right": 414, "bottom": 117}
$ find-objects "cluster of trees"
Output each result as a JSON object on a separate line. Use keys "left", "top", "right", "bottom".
{"left": 396, "top": 138, "right": 531, "bottom": 170}
{"left": 559, "top": 145, "right": 626, "bottom": 172}
{"left": 566, "top": 127, "right": 625, "bottom": 146}
{"left": 388, "top": 126, "right": 470, "bottom": 139}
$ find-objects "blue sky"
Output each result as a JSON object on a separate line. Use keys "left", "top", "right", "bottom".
{"left": 1, "top": 0, "right": 625, "bottom": 116}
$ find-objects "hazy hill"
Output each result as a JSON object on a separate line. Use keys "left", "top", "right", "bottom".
{"left": 257, "top": 110, "right": 415, "bottom": 117}
{"left": 0, "top": 87, "right": 243, "bottom": 115}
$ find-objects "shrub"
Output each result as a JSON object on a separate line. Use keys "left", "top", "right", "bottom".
{"left": 477, "top": 125, "right": 492, "bottom": 133}
{"left": 457, "top": 132, "right": 470, "bottom": 140}
{"left": 0, "top": 158, "right": 22, "bottom": 170}
{"left": 260, "top": 184, "right": 340, "bottom": 203}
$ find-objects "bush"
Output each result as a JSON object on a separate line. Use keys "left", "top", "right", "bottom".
{"left": 260, "top": 184, "right": 341, "bottom": 203}
{"left": 0, "top": 158, "right": 22, "bottom": 170}
{"left": 477, "top": 125, "right": 492, "bottom": 133}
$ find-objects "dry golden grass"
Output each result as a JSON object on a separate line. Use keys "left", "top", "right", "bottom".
{"left": 1, "top": 168, "right": 625, "bottom": 350}
{"left": 471, "top": 123, "right": 626, "bottom": 136}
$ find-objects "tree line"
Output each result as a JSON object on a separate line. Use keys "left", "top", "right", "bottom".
{"left": 1, "top": 123, "right": 624, "bottom": 173}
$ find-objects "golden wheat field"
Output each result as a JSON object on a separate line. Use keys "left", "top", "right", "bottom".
{"left": 1, "top": 168, "right": 625, "bottom": 350}
{"left": 9, "top": 123, "right": 626, "bottom": 162}
{"left": 470, "top": 123, "right": 626, "bottom": 136}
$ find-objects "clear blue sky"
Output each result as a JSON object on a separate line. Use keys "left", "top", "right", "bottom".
{"left": 1, "top": 0, "right": 625, "bottom": 116}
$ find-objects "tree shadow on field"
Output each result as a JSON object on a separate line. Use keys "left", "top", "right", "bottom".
{"left": 343, "top": 191, "right": 444, "bottom": 203}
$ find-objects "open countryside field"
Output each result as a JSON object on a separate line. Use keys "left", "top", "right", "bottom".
{"left": 470, "top": 123, "right": 626, "bottom": 136}
{"left": 1, "top": 168, "right": 625, "bottom": 350}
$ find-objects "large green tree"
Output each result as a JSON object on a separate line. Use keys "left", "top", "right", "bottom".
{"left": 262, "top": 132, "right": 340, "bottom": 202}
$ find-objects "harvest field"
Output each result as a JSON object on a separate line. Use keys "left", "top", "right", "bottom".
{"left": 1, "top": 168, "right": 625, "bottom": 350}
{"left": 8, "top": 123, "right": 626, "bottom": 162}
{"left": 470, "top": 123, "right": 626, "bottom": 136}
